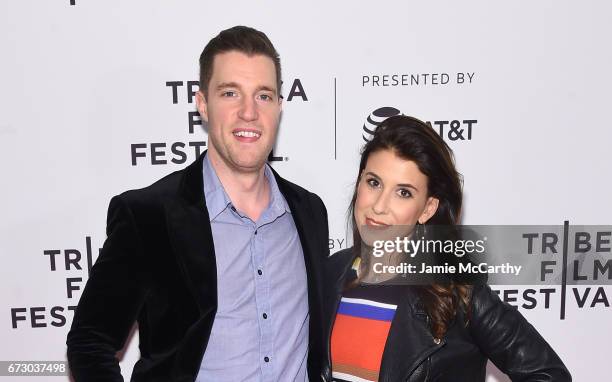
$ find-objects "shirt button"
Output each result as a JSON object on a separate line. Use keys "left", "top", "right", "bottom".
{"left": 263, "top": 313, "right": 268, "bottom": 319}
{"left": 264, "top": 356, "right": 270, "bottom": 362}
{"left": 254, "top": 230, "right": 258, "bottom": 235}
{"left": 257, "top": 269, "right": 263, "bottom": 275}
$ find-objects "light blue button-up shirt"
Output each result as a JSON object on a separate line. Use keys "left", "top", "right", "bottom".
{"left": 196, "top": 155, "right": 309, "bottom": 382}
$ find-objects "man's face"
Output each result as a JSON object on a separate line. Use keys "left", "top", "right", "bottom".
{"left": 196, "top": 51, "right": 281, "bottom": 174}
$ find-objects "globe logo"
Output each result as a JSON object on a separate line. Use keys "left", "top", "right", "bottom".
{"left": 362, "top": 107, "right": 402, "bottom": 142}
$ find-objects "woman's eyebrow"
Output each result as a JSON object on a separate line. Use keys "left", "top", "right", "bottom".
{"left": 397, "top": 183, "right": 418, "bottom": 191}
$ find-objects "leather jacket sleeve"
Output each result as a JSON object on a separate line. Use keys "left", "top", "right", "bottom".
{"left": 468, "top": 284, "right": 572, "bottom": 381}
{"left": 66, "top": 195, "right": 151, "bottom": 381}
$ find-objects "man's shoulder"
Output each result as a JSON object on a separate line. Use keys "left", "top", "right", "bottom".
{"left": 124, "top": 168, "right": 184, "bottom": 198}
{"left": 113, "top": 165, "right": 191, "bottom": 213}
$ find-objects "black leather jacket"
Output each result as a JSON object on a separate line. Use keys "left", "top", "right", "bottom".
{"left": 320, "top": 248, "right": 572, "bottom": 382}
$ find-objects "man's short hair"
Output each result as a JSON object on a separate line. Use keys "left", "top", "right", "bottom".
{"left": 199, "top": 25, "right": 282, "bottom": 98}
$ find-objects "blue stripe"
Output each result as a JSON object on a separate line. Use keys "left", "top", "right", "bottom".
{"left": 337, "top": 301, "right": 396, "bottom": 321}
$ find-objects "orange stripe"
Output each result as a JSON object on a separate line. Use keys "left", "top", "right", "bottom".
{"left": 331, "top": 313, "right": 392, "bottom": 372}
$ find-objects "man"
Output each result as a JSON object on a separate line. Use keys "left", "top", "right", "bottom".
{"left": 67, "top": 26, "right": 330, "bottom": 381}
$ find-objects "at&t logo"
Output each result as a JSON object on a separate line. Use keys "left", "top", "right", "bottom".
{"left": 363, "top": 107, "right": 477, "bottom": 142}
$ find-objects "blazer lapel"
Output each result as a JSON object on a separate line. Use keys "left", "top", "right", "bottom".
{"left": 273, "top": 169, "right": 324, "bottom": 303}
{"left": 273, "top": 169, "right": 327, "bottom": 368}
{"left": 165, "top": 153, "right": 218, "bottom": 315}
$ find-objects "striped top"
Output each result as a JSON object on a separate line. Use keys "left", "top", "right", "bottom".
{"left": 331, "top": 285, "right": 403, "bottom": 382}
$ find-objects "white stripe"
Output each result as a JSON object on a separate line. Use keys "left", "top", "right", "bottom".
{"left": 332, "top": 371, "right": 375, "bottom": 382}
{"left": 340, "top": 297, "right": 397, "bottom": 310}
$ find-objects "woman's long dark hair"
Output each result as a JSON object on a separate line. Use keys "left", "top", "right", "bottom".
{"left": 349, "top": 115, "right": 469, "bottom": 339}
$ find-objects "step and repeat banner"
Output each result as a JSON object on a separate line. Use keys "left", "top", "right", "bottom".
{"left": 1, "top": 1, "right": 610, "bottom": 381}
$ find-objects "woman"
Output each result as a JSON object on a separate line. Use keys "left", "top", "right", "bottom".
{"left": 322, "top": 115, "right": 571, "bottom": 382}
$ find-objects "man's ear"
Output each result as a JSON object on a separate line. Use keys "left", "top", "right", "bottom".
{"left": 419, "top": 197, "right": 440, "bottom": 224}
{"left": 195, "top": 90, "right": 209, "bottom": 122}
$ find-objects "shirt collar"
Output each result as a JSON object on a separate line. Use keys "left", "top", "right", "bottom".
{"left": 202, "top": 154, "right": 232, "bottom": 221}
{"left": 202, "top": 154, "right": 290, "bottom": 222}
{"left": 263, "top": 162, "right": 291, "bottom": 219}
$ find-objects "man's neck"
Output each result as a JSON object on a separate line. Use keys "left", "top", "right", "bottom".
{"left": 208, "top": 151, "right": 270, "bottom": 222}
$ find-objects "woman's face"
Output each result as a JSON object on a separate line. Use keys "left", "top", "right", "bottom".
{"left": 354, "top": 149, "right": 439, "bottom": 241}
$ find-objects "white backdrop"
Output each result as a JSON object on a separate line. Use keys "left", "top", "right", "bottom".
{"left": 1, "top": 1, "right": 611, "bottom": 380}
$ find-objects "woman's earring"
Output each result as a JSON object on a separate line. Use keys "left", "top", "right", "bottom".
{"left": 416, "top": 221, "right": 427, "bottom": 238}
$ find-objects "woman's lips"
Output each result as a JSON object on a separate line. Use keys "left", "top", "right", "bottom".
{"left": 365, "top": 217, "right": 389, "bottom": 227}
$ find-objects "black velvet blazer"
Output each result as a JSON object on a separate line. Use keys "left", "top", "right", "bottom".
{"left": 66, "top": 152, "right": 330, "bottom": 381}
{"left": 321, "top": 247, "right": 572, "bottom": 382}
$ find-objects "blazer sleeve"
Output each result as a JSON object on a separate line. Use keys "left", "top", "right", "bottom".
{"left": 312, "top": 193, "right": 330, "bottom": 259}
{"left": 468, "top": 284, "right": 572, "bottom": 381}
{"left": 66, "top": 195, "right": 151, "bottom": 382}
